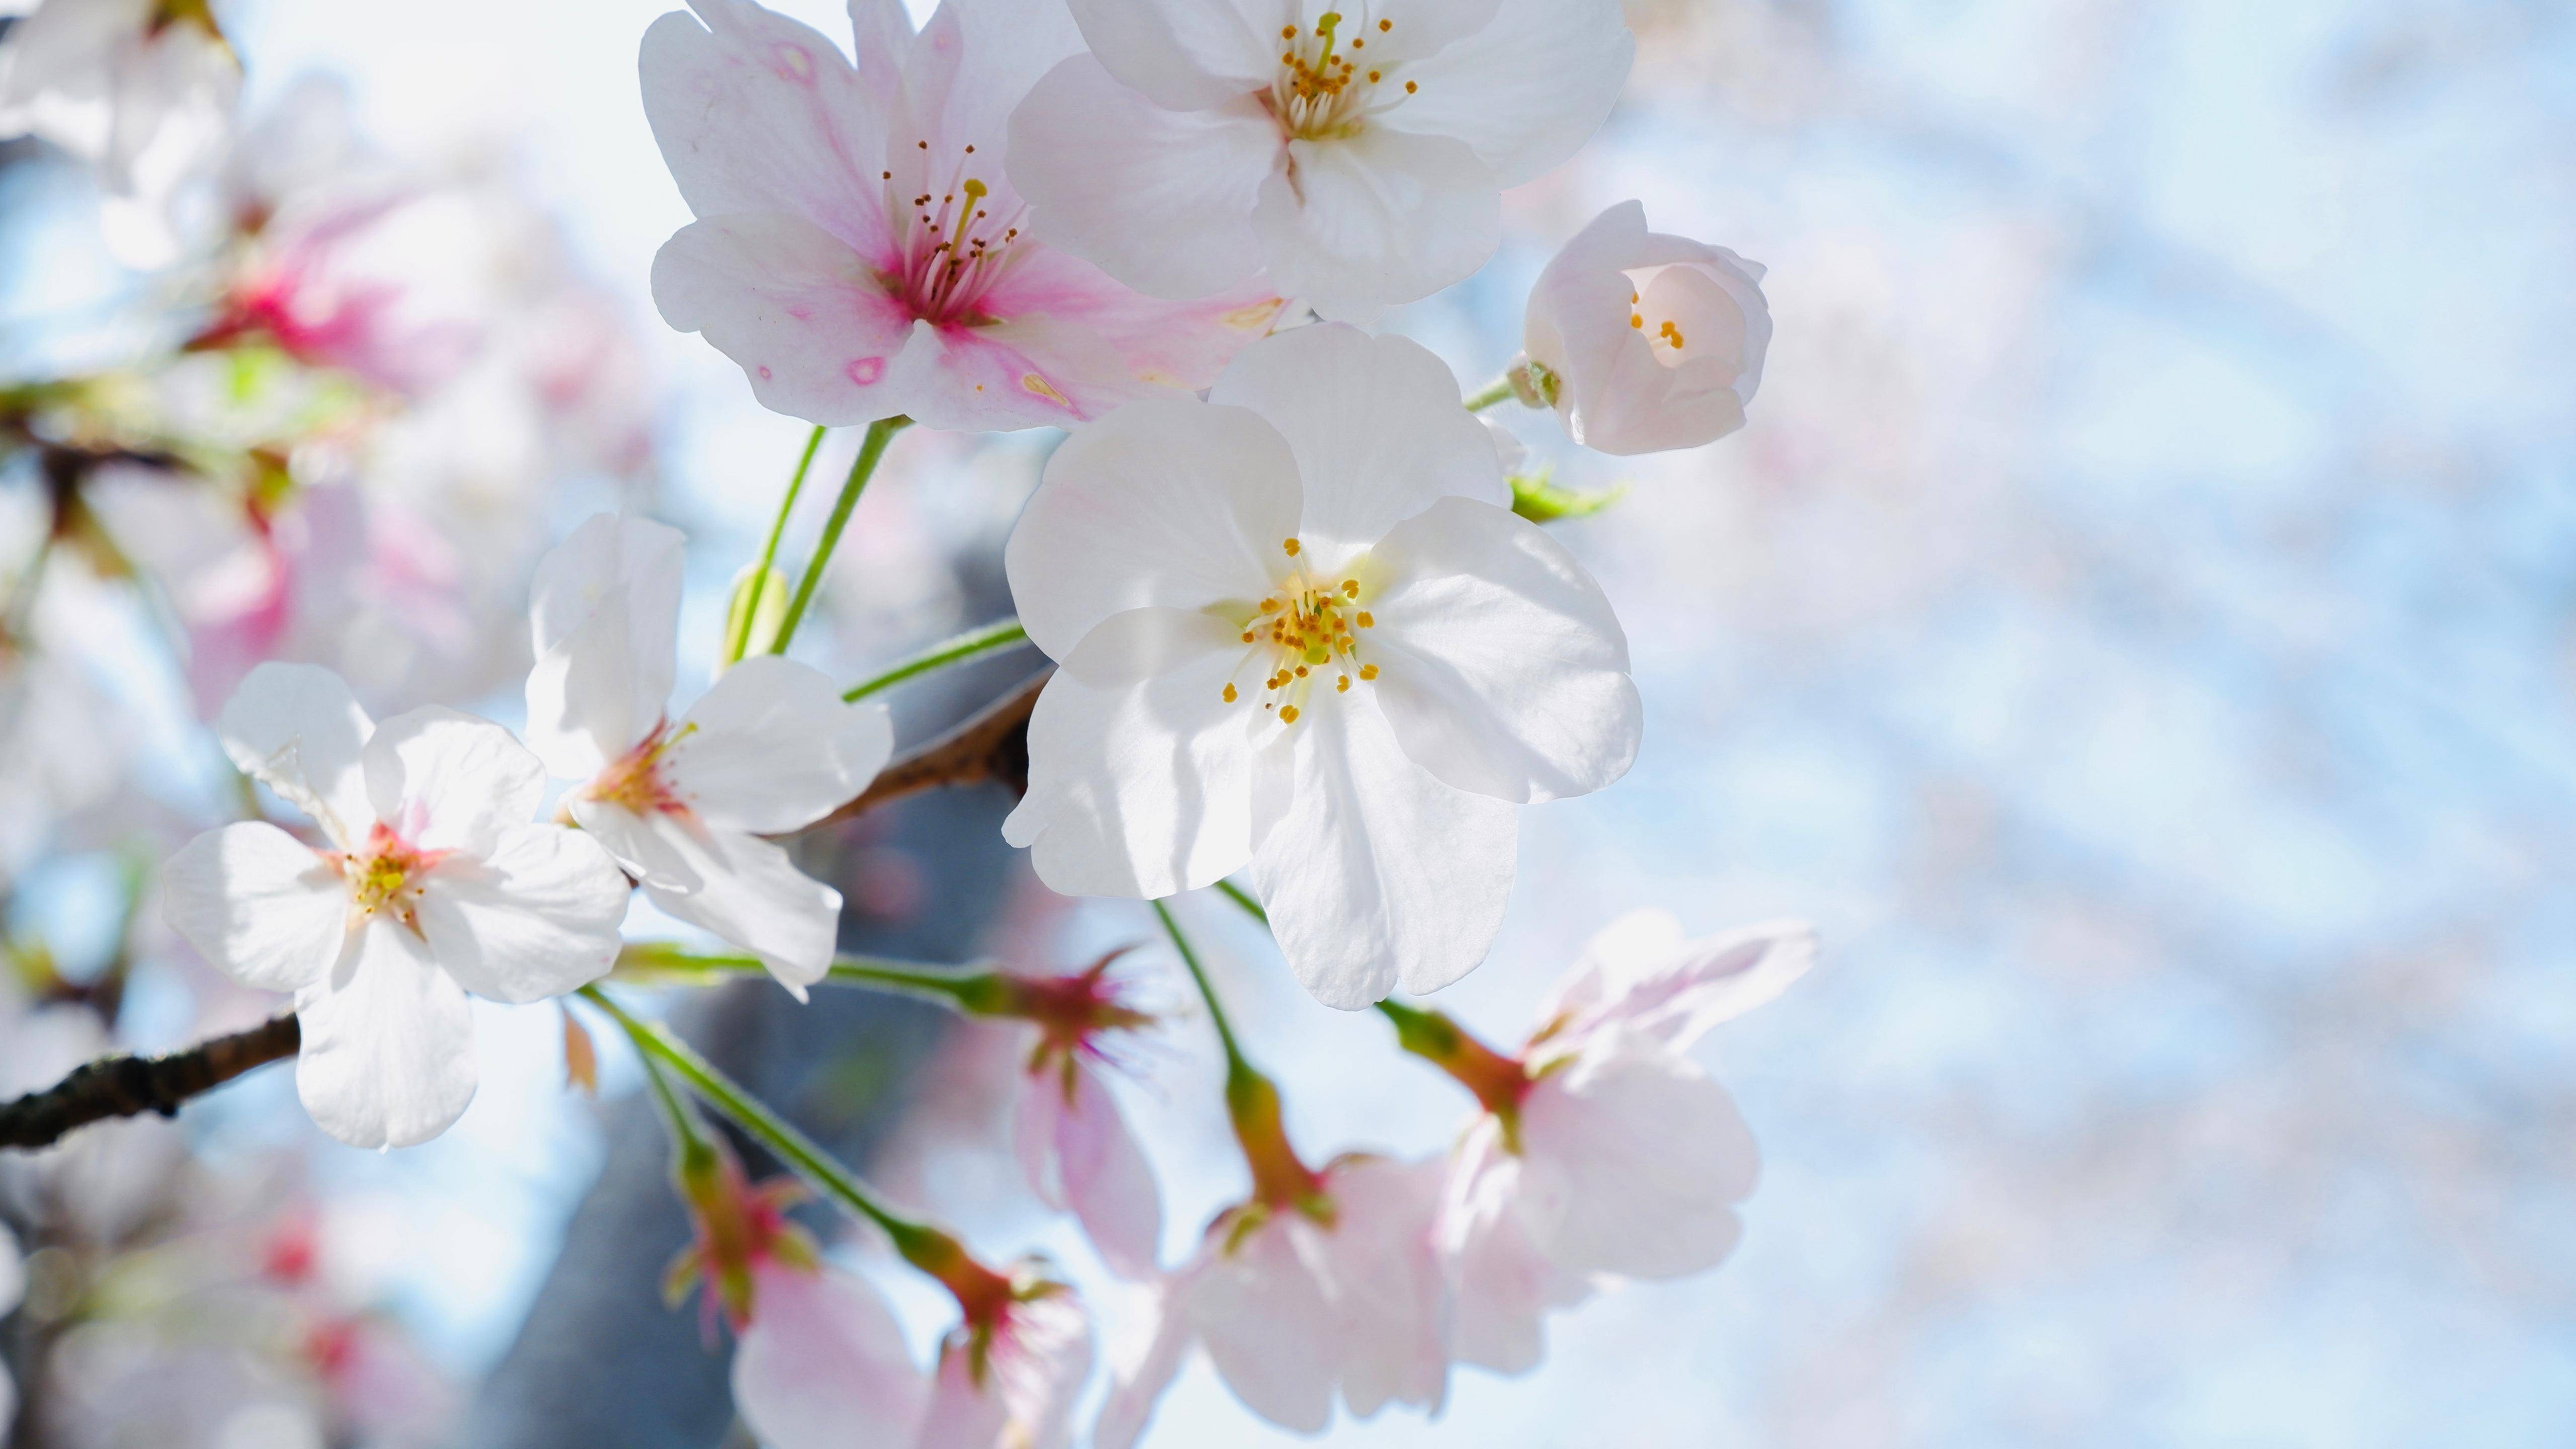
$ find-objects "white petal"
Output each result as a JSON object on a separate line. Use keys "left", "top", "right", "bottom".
{"left": 160, "top": 823, "right": 349, "bottom": 994}
{"left": 1250, "top": 128, "right": 1498, "bottom": 319}
{"left": 640, "top": 0, "right": 897, "bottom": 257}
{"left": 1187, "top": 1218, "right": 1337, "bottom": 1433}
{"left": 1247, "top": 697, "right": 1515, "bottom": 1007}
{"left": 664, "top": 655, "right": 893, "bottom": 833}
{"left": 1005, "top": 616, "right": 1257, "bottom": 900}
{"left": 1529, "top": 905, "right": 1684, "bottom": 1035}
{"left": 1382, "top": 0, "right": 1631, "bottom": 185}
{"left": 734, "top": 1261, "right": 928, "bottom": 1449}
{"left": 1523, "top": 201, "right": 1772, "bottom": 456}
{"left": 1314, "top": 1155, "right": 1451, "bottom": 1417}
{"left": 1008, "top": 56, "right": 1280, "bottom": 301}
{"left": 913, "top": 1344, "right": 1011, "bottom": 1449}
{"left": 1207, "top": 325, "right": 1505, "bottom": 568}
{"left": 413, "top": 825, "right": 629, "bottom": 1005}
{"left": 1364, "top": 495, "right": 1640, "bottom": 803}
{"left": 896, "top": 0, "right": 1086, "bottom": 174}
{"left": 650, "top": 211, "right": 929, "bottom": 427}
{"left": 625, "top": 815, "right": 842, "bottom": 998}
{"left": 362, "top": 707, "right": 546, "bottom": 858}
{"left": 1018, "top": 1063, "right": 1164, "bottom": 1279}
{"left": 1092, "top": 1263, "right": 1202, "bottom": 1449}
{"left": 1549, "top": 917, "right": 1818, "bottom": 1055}
{"left": 1515, "top": 1043, "right": 1755, "bottom": 1279}
{"left": 1437, "top": 1128, "right": 1590, "bottom": 1374}
{"left": 217, "top": 662, "right": 377, "bottom": 849}
{"left": 292, "top": 921, "right": 479, "bottom": 1150}
{"left": 524, "top": 513, "right": 685, "bottom": 777}
{"left": 1005, "top": 395, "right": 1301, "bottom": 661}
{"left": 1061, "top": 0, "right": 1277, "bottom": 110}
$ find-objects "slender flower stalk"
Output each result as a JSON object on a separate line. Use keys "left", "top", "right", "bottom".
{"left": 1461, "top": 376, "right": 1517, "bottom": 413}
{"left": 772, "top": 416, "right": 908, "bottom": 655}
{"left": 1212, "top": 879, "right": 1267, "bottom": 925}
{"left": 842, "top": 618, "right": 1031, "bottom": 702}
{"left": 613, "top": 943, "right": 1014, "bottom": 1013}
{"left": 1374, "top": 999, "right": 1531, "bottom": 1129}
{"left": 726, "top": 424, "right": 828, "bottom": 665}
{"left": 578, "top": 984, "right": 988, "bottom": 1290}
{"left": 1152, "top": 902, "right": 1318, "bottom": 1210}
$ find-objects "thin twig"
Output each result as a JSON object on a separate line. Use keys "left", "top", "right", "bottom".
{"left": 804, "top": 668, "right": 1049, "bottom": 831}
{"left": 0, "top": 1013, "right": 298, "bottom": 1149}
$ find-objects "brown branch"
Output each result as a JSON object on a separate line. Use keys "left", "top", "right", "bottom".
{"left": 0, "top": 1012, "right": 299, "bottom": 1150}
{"left": 806, "top": 668, "right": 1050, "bottom": 832}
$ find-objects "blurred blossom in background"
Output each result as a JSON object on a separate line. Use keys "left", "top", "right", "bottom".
{"left": 2, "top": 0, "right": 2570, "bottom": 1446}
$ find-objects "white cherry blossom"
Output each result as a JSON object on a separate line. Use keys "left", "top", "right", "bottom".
{"left": 1009, "top": 0, "right": 1633, "bottom": 319}
{"left": 1003, "top": 323, "right": 1641, "bottom": 1007}
{"left": 1437, "top": 911, "right": 1817, "bottom": 1371}
{"left": 640, "top": 0, "right": 1283, "bottom": 434}
{"left": 0, "top": 0, "right": 239, "bottom": 267}
{"left": 1095, "top": 1153, "right": 1448, "bottom": 1446}
{"left": 524, "top": 514, "right": 893, "bottom": 997}
{"left": 1522, "top": 199, "right": 1774, "bottom": 455}
{"left": 160, "top": 663, "right": 630, "bottom": 1148}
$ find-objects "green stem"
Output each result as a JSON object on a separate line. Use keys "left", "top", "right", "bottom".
{"left": 616, "top": 945, "right": 1010, "bottom": 1013}
{"left": 726, "top": 424, "right": 827, "bottom": 665}
{"left": 843, "top": 618, "right": 1029, "bottom": 702}
{"left": 771, "top": 416, "right": 908, "bottom": 655}
{"left": 1462, "top": 376, "right": 1516, "bottom": 413}
{"left": 1153, "top": 900, "right": 1245, "bottom": 1076}
{"left": 578, "top": 986, "right": 946, "bottom": 1262}
{"left": 1213, "top": 878, "right": 1267, "bottom": 925}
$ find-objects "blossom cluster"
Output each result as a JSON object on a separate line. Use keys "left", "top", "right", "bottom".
{"left": 0, "top": 0, "right": 1806, "bottom": 1441}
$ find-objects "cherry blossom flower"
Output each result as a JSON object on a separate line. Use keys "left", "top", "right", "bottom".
{"left": 1520, "top": 200, "right": 1774, "bottom": 455}
{"left": 1003, "top": 323, "right": 1641, "bottom": 1007}
{"left": 732, "top": 1240, "right": 1095, "bottom": 1449}
{"left": 0, "top": 0, "right": 240, "bottom": 266}
{"left": 524, "top": 513, "right": 893, "bottom": 997}
{"left": 1414, "top": 911, "right": 1816, "bottom": 1371}
{"left": 1008, "top": 0, "right": 1633, "bottom": 319}
{"left": 160, "top": 662, "right": 631, "bottom": 1148}
{"left": 1004, "top": 952, "right": 1163, "bottom": 1278}
{"left": 639, "top": 0, "right": 1284, "bottom": 434}
{"left": 1096, "top": 1152, "right": 1450, "bottom": 1446}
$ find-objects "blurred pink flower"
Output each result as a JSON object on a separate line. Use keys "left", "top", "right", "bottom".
{"left": 1097, "top": 1153, "right": 1448, "bottom": 1446}
{"left": 1434, "top": 912, "right": 1816, "bottom": 1370}
{"left": 640, "top": 0, "right": 1282, "bottom": 433}
{"left": 1005, "top": 951, "right": 1163, "bottom": 1279}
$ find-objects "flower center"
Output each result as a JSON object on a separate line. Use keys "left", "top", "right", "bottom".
{"left": 1220, "top": 536, "right": 1380, "bottom": 726}
{"left": 340, "top": 822, "right": 445, "bottom": 932}
{"left": 1267, "top": 11, "right": 1420, "bottom": 141}
{"left": 584, "top": 720, "right": 691, "bottom": 815}
{"left": 881, "top": 144, "right": 1028, "bottom": 325}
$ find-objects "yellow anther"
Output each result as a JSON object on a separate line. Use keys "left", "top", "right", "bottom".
{"left": 1336, "top": 675, "right": 1350, "bottom": 692}
{"left": 1367, "top": 69, "right": 1381, "bottom": 82}
{"left": 1379, "top": 17, "right": 1392, "bottom": 30}
{"left": 1359, "top": 663, "right": 1379, "bottom": 680}
{"left": 1404, "top": 79, "right": 1417, "bottom": 93}
{"left": 1259, "top": 598, "right": 1280, "bottom": 613}
{"left": 1279, "top": 705, "right": 1300, "bottom": 723}
{"left": 1631, "top": 313, "right": 1644, "bottom": 329}
{"left": 1283, "top": 537, "right": 1302, "bottom": 556}
{"left": 1223, "top": 683, "right": 1238, "bottom": 703}
{"left": 1241, "top": 630, "right": 1256, "bottom": 643}
{"left": 1280, "top": 23, "right": 1296, "bottom": 37}
{"left": 1342, "top": 579, "right": 1359, "bottom": 597}
{"left": 1355, "top": 611, "right": 1374, "bottom": 628}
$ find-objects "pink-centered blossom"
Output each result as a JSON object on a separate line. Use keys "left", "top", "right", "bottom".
{"left": 1096, "top": 1153, "right": 1449, "bottom": 1446}
{"left": 1522, "top": 200, "right": 1774, "bottom": 456}
{"left": 734, "top": 1249, "right": 1094, "bottom": 1449}
{"left": 524, "top": 514, "right": 893, "bottom": 997}
{"left": 1436, "top": 911, "right": 1816, "bottom": 1371}
{"left": 1006, "top": 952, "right": 1164, "bottom": 1279}
{"left": 1009, "top": 0, "right": 1634, "bottom": 319}
{"left": 160, "top": 662, "right": 631, "bottom": 1148}
{"left": 640, "top": 0, "right": 1284, "bottom": 433}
